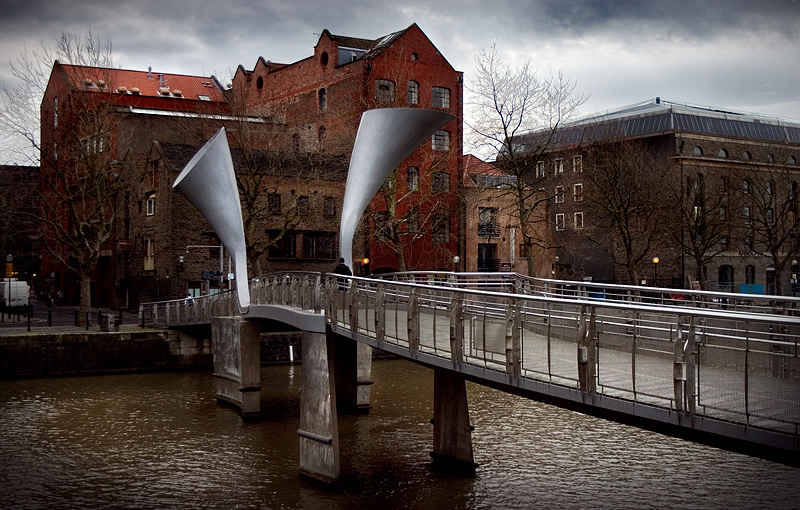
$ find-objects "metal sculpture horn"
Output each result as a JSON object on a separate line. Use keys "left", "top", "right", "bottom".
{"left": 340, "top": 108, "right": 455, "bottom": 269}
{"left": 173, "top": 127, "right": 250, "bottom": 311}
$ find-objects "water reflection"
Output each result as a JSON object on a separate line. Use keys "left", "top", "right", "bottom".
{"left": 1, "top": 359, "right": 798, "bottom": 509}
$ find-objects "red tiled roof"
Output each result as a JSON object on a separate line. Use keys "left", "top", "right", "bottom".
{"left": 58, "top": 64, "right": 227, "bottom": 102}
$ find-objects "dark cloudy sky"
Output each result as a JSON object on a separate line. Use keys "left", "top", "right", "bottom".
{"left": 1, "top": 0, "right": 799, "bottom": 163}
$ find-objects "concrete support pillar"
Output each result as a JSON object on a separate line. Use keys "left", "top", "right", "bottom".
{"left": 331, "top": 334, "right": 372, "bottom": 413}
{"left": 431, "top": 368, "right": 477, "bottom": 472}
{"left": 211, "top": 316, "right": 261, "bottom": 419}
{"left": 299, "top": 331, "right": 340, "bottom": 483}
{"left": 357, "top": 343, "right": 373, "bottom": 411}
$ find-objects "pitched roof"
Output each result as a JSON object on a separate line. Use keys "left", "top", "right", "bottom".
{"left": 57, "top": 63, "right": 227, "bottom": 102}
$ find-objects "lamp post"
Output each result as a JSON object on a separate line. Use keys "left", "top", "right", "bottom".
{"left": 792, "top": 259, "right": 798, "bottom": 297}
{"left": 652, "top": 257, "right": 660, "bottom": 287}
{"left": 452, "top": 255, "right": 460, "bottom": 272}
{"left": 5, "top": 254, "right": 12, "bottom": 310}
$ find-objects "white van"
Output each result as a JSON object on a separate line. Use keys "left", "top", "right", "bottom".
{"left": 0, "top": 279, "right": 30, "bottom": 310}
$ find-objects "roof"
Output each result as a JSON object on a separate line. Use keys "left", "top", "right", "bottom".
{"left": 550, "top": 98, "right": 800, "bottom": 146}
{"left": 463, "top": 154, "right": 517, "bottom": 188}
{"left": 57, "top": 63, "right": 227, "bottom": 102}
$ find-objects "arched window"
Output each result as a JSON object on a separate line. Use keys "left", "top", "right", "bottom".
{"left": 375, "top": 79, "right": 395, "bottom": 102}
{"left": 718, "top": 265, "right": 734, "bottom": 292}
{"left": 788, "top": 155, "right": 797, "bottom": 165}
{"left": 407, "top": 81, "right": 419, "bottom": 105}
{"left": 767, "top": 153, "right": 775, "bottom": 163}
{"left": 693, "top": 146, "right": 703, "bottom": 156}
{"left": 320, "top": 52, "right": 329, "bottom": 66}
{"left": 318, "top": 126, "right": 326, "bottom": 149}
{"left": 318, "top": 88, "right": 326, "bottom": 111}
{"left": 256, "top": 76, "right": 263, "bottom": 90}
{"left": 292, "top": 133, "right": 300, "bottom": 152}
{"left": 718, "top": 148, "right": 728, "bottom": 158}
{"left": 742, "top": 151, "right": 751, "bottom": 160}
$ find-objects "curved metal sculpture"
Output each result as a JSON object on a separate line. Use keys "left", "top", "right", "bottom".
{"left": 173, "top": 127, "right": 250, "bottom": 311}
{"left": 339, "top": 108, "right": 455, "bottom": 269}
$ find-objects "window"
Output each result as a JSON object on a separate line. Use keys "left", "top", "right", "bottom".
{"left": 555, "top": 158, "right": 564, "bottom": 174}
{"left": 718, "top": 148, "right": 728, "bottom": 158}
{"left": 432, "top": 87, "right": 450, "bottom": 108}
{"left": 303, "top": 232, "right": 335, "bottom": 260}
{"left": 375, "top": 79, "right": 395, "bottom": 102}
{"left": 297, "top": 195, "right": 309, "bottom": 216}
{"left": 536, "top": 161, "right": 545, "bottom": 178}
{"left": 433, "top": 214, "right": 449, "bottom": 243}
{"left": 146, "top": 194, "right": 156, "bottom": 216}
{"left": 555, "top": 186, "right": 564, "bottom": 203}
{"left": 432, "top": 171, "right": 450, "bottom": 192}
{"left": 375, "top": 211, "right": 391, "bottom": 236}
{"left": 745, "top": 265, "right": 756, "bottom": 284}
{"left": 292, "top": 133, "right": 300, "bottom": 152}
{"left": 144, "top": 238, "right": 155, "bottom": 271}
{"left": 406, "top": 209, "right": 418, "bottom": 233}
{"left": 573, "top": 155, "right": 582, "bottom": 172}
{"left": 268, "top": 193, "right": 281, "bottom": 215}
{"left": 743, "top": 151, "right": 751, "bottom": 160}
{"left": 478, "top": 207, "right": 499, "bottom": 238}
{"left": 432, "top": 130, "right": 450, "bottom": 151}
{"left": 693, "top": 146, "right": 703, "bottom": 156}
{"left": 789, "top": 156, "right": 797, "bottom": 165}
{"left": 267, "top": 230, "right": 296, "bottom": 258}
{"left": 323, "top": 196, "right": 336, "bottom": 217}
{"left": 767, "top": 180, "right": 774, "bottom": 196}
{"left": 720, "top": 235, "right": 728, "bottom": 248}
{"left": 744, "top": 206, "right": 751, "bottom": 224}
{"left": 767, "top": 153, "right": 775, "bottom": 163}
{"left": 720, "top": 205, "right": 727, "bottom": 221}
{"left": 555, "top": 213, "right": 565, "bottom": 231}
{"left": 573, "top": 183, "right": 583, "bottom": 202}
{"left": 53, "top": 97, "right": 58, "bottom": 129}
{"left": 743, "top": 179, "right": 751, "bottom": 194}
{"left": 198, "top": 95, "right": 211, "bottom": 101}
{"left": 574, "top": 212, "right": 584, "bottom": 229}
{"left": 407, "top": 81, "right": 419, "bottom": 105}
{"left": 767, "top": 208, "right": 775, "bottom": 225}
{"left": 318, "top": 88, "right": 326, "bottom": 111}
{"left": 745, "top": 236, "right": 754, "bottom": 252}
{"left": 407, "top": 166, "right": 419, "bottom": 191}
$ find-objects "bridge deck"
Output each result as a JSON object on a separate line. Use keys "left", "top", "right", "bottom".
{"left": 140, "top": 271, "right": 800, "bottom": 459}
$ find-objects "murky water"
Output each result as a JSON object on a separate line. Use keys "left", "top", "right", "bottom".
{"left": 1, "top": 359, "right": 798, "bottom": 509}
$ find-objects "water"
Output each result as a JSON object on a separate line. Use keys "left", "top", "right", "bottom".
{"left": 1, "top": 359, "right": 798, "bottom": 509}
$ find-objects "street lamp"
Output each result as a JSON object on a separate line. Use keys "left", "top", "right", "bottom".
{"left": 652, "top": 257, "right": 660, "bottom": 287}
{"left": 5, "top": 254, "right": 12, "bottom": 310}
{"left": 452, "top": 255, "right": 460, "bottom": 272}
{"left": 177, "top": 255, "right": 185, "bottom": 274}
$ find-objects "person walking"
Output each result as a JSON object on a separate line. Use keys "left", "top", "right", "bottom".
{"left": 333, "top": 258, "right": 352, "bottom": 290}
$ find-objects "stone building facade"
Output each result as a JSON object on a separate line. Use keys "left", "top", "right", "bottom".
{"left": 523, "top": 98, "right": 800, "bottom": 294}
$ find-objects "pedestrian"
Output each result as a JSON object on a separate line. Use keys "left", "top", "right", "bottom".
{"left": 333, "top": 257, "right": 352, "bottom": 290}
{"left": 185, "top": 293, "right": 195, "bottom": 306}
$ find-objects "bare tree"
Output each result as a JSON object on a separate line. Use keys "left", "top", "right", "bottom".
{"left": 740, "top": 152, "right": 800, "bottom": 295}
{"left": 581, "top": 140, "right": 672, "bottom": 284}
{"left": 668, "top": 168, "right": 742, "bottom": 289}
{"left": 3, "top": 30, "right": 133, "bottom": 322}
{"left": 466, "top": 45, "right": 586, "bottom": 276}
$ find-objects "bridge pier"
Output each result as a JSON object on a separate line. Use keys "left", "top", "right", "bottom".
{"left": 211, "top": 317, "right": 261, "bottom": 419}
{"left": 430, "top": 368, "right": 477, "bottom": 473}
{"left": 298, "top": 331, "right": 340, "bottom": 483}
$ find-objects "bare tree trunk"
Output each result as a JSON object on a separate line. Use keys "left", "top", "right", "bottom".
{"left": 78, "top": 271, "right": 91, "bottom": 326}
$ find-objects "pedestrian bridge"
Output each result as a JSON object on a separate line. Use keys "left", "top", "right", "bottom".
{"left": 140, "top": 271, "right": 800, "bottom": 480}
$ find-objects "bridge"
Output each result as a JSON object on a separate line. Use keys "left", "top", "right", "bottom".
{"left": 140, "top": 271, "right": 800, "bottom": 482}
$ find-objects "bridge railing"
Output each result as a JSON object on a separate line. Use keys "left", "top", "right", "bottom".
{"left": 327, "top": 273, "right": 799, "bottom": 439}
{"left": 374, "top": 271, "right": 800, "bottom": 315}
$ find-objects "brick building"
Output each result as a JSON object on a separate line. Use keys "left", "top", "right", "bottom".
{"left": 40, "top": 24, "right": 465, "bottom": 307}
{"left": 40, "top": 62, "right": 232, "bottom": 307}
{"left": 461, "top": 154, "right": 553, "bottom": 276}
{"left": 232, "top": 23, "right": 464, "bottom": 272}
{"left": 520, "top": 98, "right": 800, "bottom": 294}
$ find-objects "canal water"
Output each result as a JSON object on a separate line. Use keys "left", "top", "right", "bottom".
{"left": 1, "top": 358, "right": 798, "bottom": 509}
